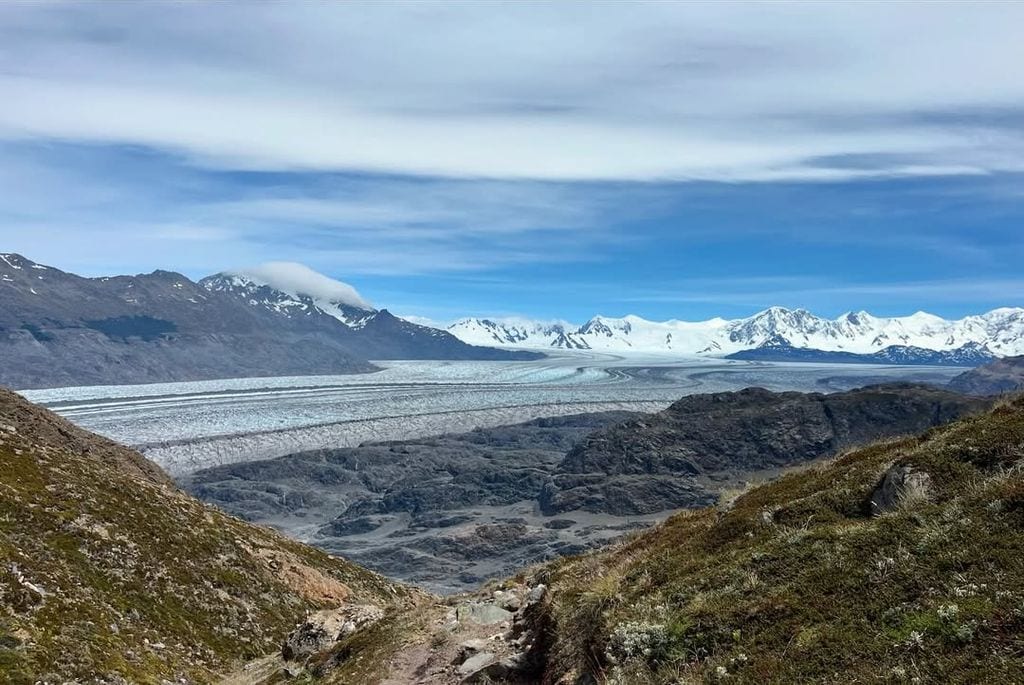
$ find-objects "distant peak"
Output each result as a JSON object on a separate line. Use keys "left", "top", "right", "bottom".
{"left": 750, "top": 306, "right": 795, "bottom": 320}
{"left": 841, "top": 310, "right": 874, "bottom": 324}
{"left": 0, "top": 253, "right": 35, "bottom": 268}
{"left": 219, "top": 262, "right": 372, "bottom": 310}
{"left": 906, "top": 310, "right": 944, "bottom": 323}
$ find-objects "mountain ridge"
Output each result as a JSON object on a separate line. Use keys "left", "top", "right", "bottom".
{"left": 0, "top": 253, "right": 539, "bottom": 389}
{"left": 447, "top": 306, "right": 1024, "bottom": 361}
{"left": 949, "top": 355, "right": 1024, "bottom": 395}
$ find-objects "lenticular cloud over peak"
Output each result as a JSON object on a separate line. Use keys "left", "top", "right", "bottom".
{"left": 227, "top": 261, "right": 372, "bottom": 310}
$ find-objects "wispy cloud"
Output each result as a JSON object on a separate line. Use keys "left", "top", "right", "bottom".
{"left": 615, "top": 277, "right": 1024, "bottom": 310}
{"left": 0, "top": 4, "right": 1022, "bottom": 321}
{"left": 0, "top": 142, "right": 638, "bottom": 277}
{"left": 1, "top": 2, "right": 1023, "bottom": 182}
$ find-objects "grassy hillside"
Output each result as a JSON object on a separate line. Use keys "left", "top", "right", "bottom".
{"left": 0, "top": 388, "right": 416, "bottom": 683}
{"left": 526, "top": 396, "right": 1024, "bottom": 683}
{"left": 5, "top": 385, "right": 1024, "bottom": 683}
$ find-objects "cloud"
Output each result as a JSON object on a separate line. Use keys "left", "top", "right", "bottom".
{"left": 0, "top": 142, "right": 638, "bottom": 277}
{"left": 615, "top": 277, "right": 1024, "bottom": 308}
{"left": 1, "top": 2, "right": 1023, "bottom": 181}
{"left": 227, "top": 261, "right": 372, "bottom": 309}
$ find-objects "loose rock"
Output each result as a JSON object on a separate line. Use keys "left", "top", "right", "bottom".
{"left": 456, "top": 602, "right": 513, "bottom": 626}
{"left": 457, "top": 651, "right": 497, "bottom": 676}
{"left": 282, "top": 604, "right": 384, "bottom": 660}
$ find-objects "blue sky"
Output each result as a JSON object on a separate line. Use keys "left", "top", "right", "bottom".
{"left": 0, "top": 2, "right": 1022, "bottom": 323}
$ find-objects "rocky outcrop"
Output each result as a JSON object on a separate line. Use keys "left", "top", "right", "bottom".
{"left": 187, "top": 386, "right": 990, "bottom": 593}
{"left": 282, "top": 604, "right": 385, "bottom": 661}
{"left": 541, "top": 384, "right": 987, "bottom": 518}
{"left": 539, "top": 473, "right": 715, "bottom": 515}
{"left": 445, "top": 583, "right": 551, "bottom": 684}
{"left": 867, "top": 464, "right": 933, "bottom": 515}
{"left": 559, "top": 384, "right": 989, "bottom": 477}
{"left": 948, "top": 355, "right": 1024, "bottom": 396}
{"left": 185, "top": 412, "right": 644, "bottom": 593}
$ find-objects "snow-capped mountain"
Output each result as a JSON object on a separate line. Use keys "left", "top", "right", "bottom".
{"left": 447, "top": 318, "right": 577, "bottom": 347}
{"left": 447, "top": 307, "right": 1024, "bottom": 358}
{"left": 200, "top": 262, "right": 377, "bottom": 329}
{"left": 0, "top": 254, "right": 543, "bottom": 388}
{"left": 198, "top": 263, "right": 542, "bottom": 363}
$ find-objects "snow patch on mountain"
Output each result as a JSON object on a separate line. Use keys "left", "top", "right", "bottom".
{"left": 448, "top": 307, "right": 1024, "bottom": 357}
{"left": 447, "top": 317, "right": 576, "bottom": 347}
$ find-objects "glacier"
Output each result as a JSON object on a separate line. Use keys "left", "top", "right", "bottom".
{"left": 23, "top": 354, "right": 963, "bottom": 476}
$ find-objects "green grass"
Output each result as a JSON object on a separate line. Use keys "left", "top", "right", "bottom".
{"left": 533, "top": 396, "right": 1024, "bottom": 684}
{"left": 0, "top": 413, "right": 414, "bottom": 683}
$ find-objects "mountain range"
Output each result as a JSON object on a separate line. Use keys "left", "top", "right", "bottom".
{"left": 0, "top": 254, "right": 537, "bottom": 389}
{"left": 4, "top": 252, "right": 1021, "bottom": 390}
{"left": 447, "top": 306, "right": 1024, "bottom": 364}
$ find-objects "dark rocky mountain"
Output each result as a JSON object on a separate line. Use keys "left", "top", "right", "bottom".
{"left": 0, "top": 253, "right": 538, "bottom": 389}
{"left": 724, "top": 341, "right": 994, "bottom": 366}
{"left": 948, "top": 354, "right": 1024, "bottom": 395}
{"left": 545, "top": 383, "right": 990, "bottom": 513}
{"left": 185, "top": 384, "right": 990, "bottom": 592}
{"left": 200, "top": 270, "right": 542, "bottom": 362}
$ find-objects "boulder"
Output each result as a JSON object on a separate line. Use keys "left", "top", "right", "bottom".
{"left": 457, "top": 651, "right": 497, "bottom": 676}
{"left": 868, "top": 465, "right": 932, "bottom": 515}
{"left": 282, "top": 604, "right": 384, "bottom": 660}
{"left": 493, "top": 589, "right": 522, "bottom": 611}
{"left": 454, "top": 638, "right": 490, "bottom": 663}
{"left": 456, "top": 602, "right": 513, "bottom": 625}
{"left": 461, "top": 653, "right": 530, "bottom": 683}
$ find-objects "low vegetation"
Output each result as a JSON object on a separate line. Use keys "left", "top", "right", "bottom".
{"left": 529, "top": 396, "right": 1024, "bottom": 683}
{"left": 5, "top": 386, "right": 1024, "bottom": 683}
{"left": 0, "top": 389, "right": 416, "bottom": 683}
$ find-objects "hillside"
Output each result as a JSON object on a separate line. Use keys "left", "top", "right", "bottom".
{"left": 949, "top": 355, "right": 1024, "bottom": 396}
{"left": 0, "top": 388, "right": 416, "bottom": 683}
{"left": 5, "top": 386, "right": 1024, "bottom": 683}
{"left": 288, "top": 394, "right": 1024, "bottom": 683}
{"left": 547, "top": 384, "right": 990, "bottom": 513}
{"left": 521, "top": 394, "right": 1024, "bottom": 683}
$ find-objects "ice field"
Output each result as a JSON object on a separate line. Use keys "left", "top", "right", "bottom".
{"left": 22, "top": 352, "right": 965, "bottom": 476}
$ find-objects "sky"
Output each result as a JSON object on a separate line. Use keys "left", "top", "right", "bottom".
{"left": 0, "top": 1, "right": 1022, "bottom": 324}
